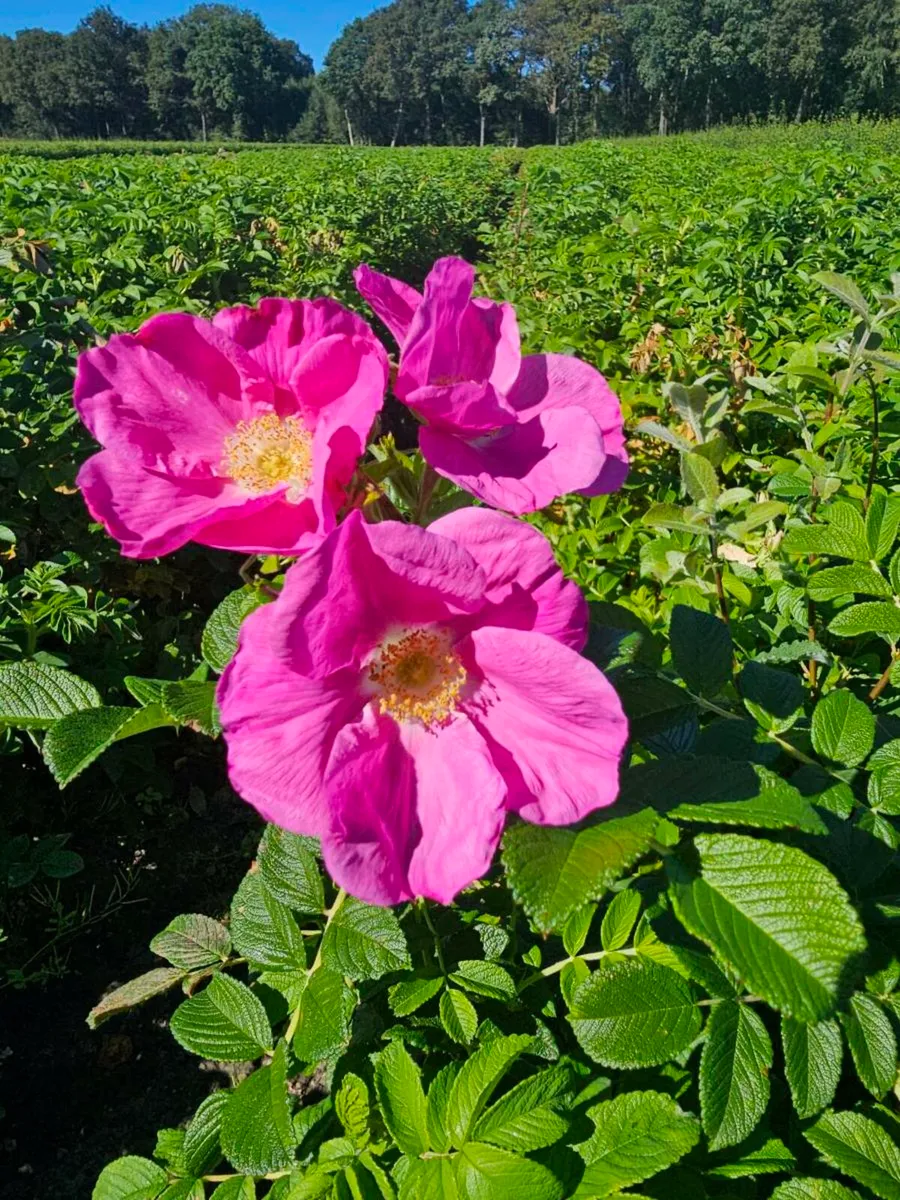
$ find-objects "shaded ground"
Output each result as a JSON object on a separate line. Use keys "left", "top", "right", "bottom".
{"left": 0, "top": 748, "right": 260, "bottom": 1199}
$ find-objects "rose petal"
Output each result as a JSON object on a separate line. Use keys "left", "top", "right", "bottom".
{"left": 354, "top": 264, "right": 423, "bottom": 346}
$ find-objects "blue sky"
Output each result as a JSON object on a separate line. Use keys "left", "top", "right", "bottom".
{"left": 0, "top": 1, "right": 387, "bottom": 67}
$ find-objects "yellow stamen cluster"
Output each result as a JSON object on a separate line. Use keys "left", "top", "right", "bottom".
{"left": 367, "top": 627, "right": 466, "bottom": 727}
{"left": 223, "top": 413, "right": 313, "bottom": 503}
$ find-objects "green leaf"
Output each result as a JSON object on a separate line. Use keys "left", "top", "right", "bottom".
{"left": 87, "top": 968, "right": 186, "bottom": 1030}
{"left": 771, "top": 1182, "right": 864, "bottom": 1200}
{"left": 93, "top": 1156, "right": 168, "bottom": 1200}
{"left": 572, "top": 1090, "right": 700, "bottom": 1198}
{"left": 840, "top": 993, "right": 898, "bottom": 1098}
{"left": 601, "top": 890, "right": 641, "bottom": 952}
{"left": 292, "top": 968, "right": 355, "bottom": 1063}
{"left": 374, "top": 1040, "right": 429, "bottom": 1156}
{"left": 169, "top": 974, "right": 272, "bottom": 1061}
{"left": 814, "top": 271, "right": 870, "bottom": 318}
{"left": 220, "top": 1042, "right": 294, "bottom": 1175}
{"left": 202, "top": 587, "right": 267, "bottom": 673}
{"left": 867, "top": 494, "right": 900, "bottom": 560}
{"left": 335, "top": 1073, "right": 370, "bottom": 1149}
{"left": 568, "top": 958, "right": 702, "bottom": 1068}
{"left": 150, "top": 914, "right": 231, "bottom": 972}
{"left": 446, "top": 1034, "right": 533, "bottom": 1148}
{"left": 399, "top": 1159, "right": 458, "bottom": 1200}
{"left": 563, "top": 903, "right": 596, "bottom": 957}
{"left": 809, "top": 565, "right": 892, "bottom": 601}
{"left": 449, "top": 960, "right": 516, "bottom": 1002}
{"left": 739, "top": 662, "right": 805, "bottom": 724}
{"left": 43, "top": 704, "right": 174, "bottom": 786}
{"left": 868, "top": 766, "right": 900, "bottom": 816}
{"left": 472, "top": 1063, "right": 572, "bottom": 1153}
{"left": 805, "top": 1110, "right": 900, "bottom": 1200}
{"left": 161, "top": 680, "right": 221, "bottom": 737}
{"left": 426, "top": 1062, "right": 461, "bottom": 1154}
{"left": 123, "top": 676, "right": 168, "bottom": 706}
{"left": 388, "top": 975, "right": 443, "bottom": 1016}
{"left": 183, "top": 1091, "right": 230, "bottom": 1177}
{"left": 440, "top": 988, "right": 478, "bottom": 1047}
{"left": 502, "top": 809, "right": 659, "bottom": 933}
{"left": 0, "top": 661, "right": 101, "bottom": 729}
{"left": 454, "top": 1142, "right": 564, "bottom": 1200}
{"left": 783, "top": 507, "right": 870, "bottom": 561}
{"left": 668, "top": 833, "right": 866, "bottom": 1021}
{"left": 812, "top": 691, "right": 876, "bottom": 767}
{"left": 209, "top": 1180, "right": 255, "bottom": 1200}
{"left": 782, "top": 1016, "right": 842, "bottom": 1118}
{"left": 681, "top": 450, "right": 720, "bottom": 504}
{"left": 616, "top": 676, "right": 696, "bottom": 741}
{"left": 700, "top": 1000, "right": 772, "bottom": 1150}
{"left": 230, "top": 873, "right": 305, "bottom": 972}
{"left": 257, "top": 826, "right": 323, "bottom": 914}
{"left": 706, "top": 1131, "right": 796, "bottom": 1177}
{"left": 828, "top": 603, "right": 900, "bottom": 641}
{"left": 669, "top": 606, "right": 732, "bottom": 696}
{"left": 319, "top": 896, "right": 410, "bottom": 980}
{"left": 161, "top": 1182, "right": 204, "bottom": 1200}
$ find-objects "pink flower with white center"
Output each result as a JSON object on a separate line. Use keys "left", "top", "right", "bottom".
{"left": 73, "top": 298, "right": 388, "bottom": 558}
{"left": 354, "top": 256, "right": 628, "bottom": 514}
{"left": 217, "top": 508, "right": 628, "bottom": 906}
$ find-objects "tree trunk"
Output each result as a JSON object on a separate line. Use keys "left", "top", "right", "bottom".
{"left": 479, "top": 103, "right": 486, "bottom": 148}
{"left": 795, "top": 85, "right": 809, "bottom": 123}
{"left": 200, "top": 110, "right": 207, "bottom": 142}
{"left": 552, "top": 84, "right": 560, "bottom": 146}
{"left": 658, "top": 91, "right": 668, "bottom": 136}
{"left": 345, "top": 108, "right": 354, "bottom": 146}
{"left": 705, "top": 84, "right": 712, "bottom": 130}
{"left": 424, "top": 96, "right": 432, "bottom": 144}
{"left": 390, "top": 102, "right": 404, "bottom": 148}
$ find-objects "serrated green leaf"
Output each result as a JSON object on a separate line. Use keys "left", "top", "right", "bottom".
{"left": 706, "top": 1131, "right": 796, "bottom": 1177}
{"left": 502, "top": 809, "right": 659, "bottom": 933}
{"left": 87, "top": 967, "right": 186, "bottom": 1029}
{"left": 319, "top": 896, "right": 409, "bottom": 981}
{"left": 700, "top": 1000, "right": 772, "bottom": 1151}
{"left": 161, "top": 680, "right": 221, "bottom": 736}
{"left": 805, "top": 1110, "right": 900, "bottom": 1200}
{"left": 572, "top": 1090, "right": 700, "bottom": 1198}
{"left": 681, "top": 451, "right": 720, "bottom": 504}
{"left": 150, "top": 914, "right": 231, "bottom": 972}
{"left": 473, "top": 1063, "right": 572, "bottom": 1153}
{"left": 739, "top": 661, "right": 805, "bottom": 724}
{"left": 161, "top": 1182, "right": 204, "bottom": 1200}
{"left": 257, "top": 826, "right": 323, "bottom": 914}
{"left": 564, "top": 903, "right": 597, "bottom": 957}
{"left": 426, "top": 1062, "right": 461, "bottom": 1154}
{"left": 569, "top": 958, "right": 701, "bottom": 1068}
{"left": 814, "top": 271, "right": 870, "bottom": 317}
{"left": 388, "top": 975, "right": 443, "bottom": 1016}
{"left": 840, "top": 993, "right": 898, "bottom": 1098}
{"left": 220, "top": 1042, "right": 294, "bottom": 1175}
{"left": 169, "top": 974, "right": 272, "bottom": 1061}
{"left": 445, "top": 1034, "right": 533, "bottom": 1148}
{"left": 455, "top": 1141, "right": 563, "bottom": 1200}
{"left": 43, "top": 704, "right": 174, "bottom": 786}
{"left": 0, "top": 661, "right": 101, "bottom": 729}
{"left": 440, "top": 988, "right": 478, "bottom": 1046}
{"left": 374, "top": 1040, "right": 428, "bottom": 1156}
{"left": 669, "top": 606, "right": 732, "bottom": 696}
{"left": 616, "top": 675, "right": 696, "bottom": 741}
{"left": 335, "top": 1073, "right": 370, "bottom": 1149}
{"left": 783, "top": 510, "right": 869, "bottom": 561}
{"left": 771, "top": 1181, "right": 864, "bottom": 1199}
{"left": 209, "top": 1180, "right": 255, "bottom": 1200}
{"left": 183, "top": 1090, "right": 230, "bottom": 1177}
{"left": 866, "top": 494, "right": 900, "bottom": 561}
{"left": 292, "top": 967, "right": 355, "bottom": 1063}
{"left": 398, "top": 1158, "right": 458, "bottom": 1200}
{"left": 230, "top": 873, "right": 305, "bottom": 972}
{"left": 601, "top": 891, "right": 641, "bottom": 952}
{"left": 668, "top": 833, "right": 866, "bottom": 1021}
{"left": 782, "top": 1016, "right": 842, "bottom": 1118}
{"left": 92, "top": 1156, "right": 168, "bottom": 1200}
{"left": 868, "top": 766, "right": 900, "bottom": 815}
{"left": 812, "top": 691, "right": 876, "bottom": 766}
{"left": 809, "top": 565, "right": 892, "bottom": 601}
{"left": 449, "top": 960, "right": 516, "bottom": 1002}
{"left": 829, "top": 603, "right": 900, "bottom": 641}
{"left": 202, "top": 588, "right": 267, "bottom": 673}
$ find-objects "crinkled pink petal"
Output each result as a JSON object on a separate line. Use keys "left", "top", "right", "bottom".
{"left": 189, "top": 495, "right": 322, "bottom": 555}
{"left": 472, "top": 298, "right": 522, "bottom": 393}
{"left": 429, "top": 508, "right": 587, "bottom": 650}
{"left": 463, "top": 626, "right": 628, "bottom": 825}
{"left": 322, "top": 709, "right": 507, "bottom": 905}
{"left": 217, "top": 601, "right": 363, "bottom": 835}
{"left": 291, "top": 332, "right": 387, "bottom": 432}
{"left": 403, "top": 380, "right": 516, "bottom": 435}
{"left": 508, "top": 354, "right": 629, "bottom": 495}
{"left": 74, "top": 313, "right": 271, "bottom": 472}
{"left": 268, "top": 512, "right": 486, "bottom": 678}
{"left": 77, "top": 450, "right": 266, "bottom": 559}
{"left": 419, "top": 404, "right": 607, "bottom": 514}
{"left": 353, "top": 264, "right": 423, "bottom": 346}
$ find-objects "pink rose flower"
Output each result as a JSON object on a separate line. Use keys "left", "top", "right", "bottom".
{"left": 355, "top": 256, "right": 628, "bottom": 514}
{"left": 74, "top": 298, "right": 388, "bottom": 557}
{"left": 217, "top": 508, "right": 628, "bottom": 906}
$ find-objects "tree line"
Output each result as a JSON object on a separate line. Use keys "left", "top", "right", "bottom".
{"left": 1, "top": 0, "right": 898, "bottom": 144}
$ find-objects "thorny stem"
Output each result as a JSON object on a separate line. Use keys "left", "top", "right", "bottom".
{"left": 869, "top": 650, "right": 898, "bottom": 702}
{"left": 284, "top": 888, "right": 348, "bottom": 1042}
{"left": 709, "top": 534, "right": 730, "bottom": 624}
{"left": 865, "top": 375, "right": 881, "bottom": 511}
{"left": 420, "top": 898, "right": 447, "bottom": 976}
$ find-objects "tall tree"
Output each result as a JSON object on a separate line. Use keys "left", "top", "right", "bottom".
{"left": 844, "top": 0, "right": 900, "bottom": 116}
{"left": 468, "top": 0, "right": 523, "bottom": 146}
{"left": 765, "top": 0, "right": 849, "bottom": 122}
{"left": 70, "top": 7, "right": 149, "bottom": 138}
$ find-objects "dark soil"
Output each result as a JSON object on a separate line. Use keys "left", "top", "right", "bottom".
{"left": 0, "top": 741, "right": 261, "bottom": 1200}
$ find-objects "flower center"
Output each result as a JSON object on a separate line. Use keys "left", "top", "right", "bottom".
{"left": 223, "top": 413, "right": 313, "bottom": 503}
{"left": 367, "top": 627, "right": 467, "bottom": 727}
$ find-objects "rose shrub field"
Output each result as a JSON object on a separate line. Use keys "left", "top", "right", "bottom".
{"left": 2, "top": 122, "right": 900, "bottom": 1199}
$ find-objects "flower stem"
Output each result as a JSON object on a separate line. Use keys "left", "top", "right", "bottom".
{"left": 285, "top": 888, "right": 348, "bottom": 1042}
{"left": 420, "top": 898, "right": 447, "bottom": 976}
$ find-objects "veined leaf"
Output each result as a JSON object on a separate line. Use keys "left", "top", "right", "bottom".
{"left": 804, "top": 1110, "right": 900, "bottom": 1200}
{"left": 0, "top": 661, "right": 101, "bottom": 729}
{"left": 700, "top": 1000, "right": 772, "bottom": 1150}
{"left": 782, "top": 1016, "right": 842, "bottom": 1118}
